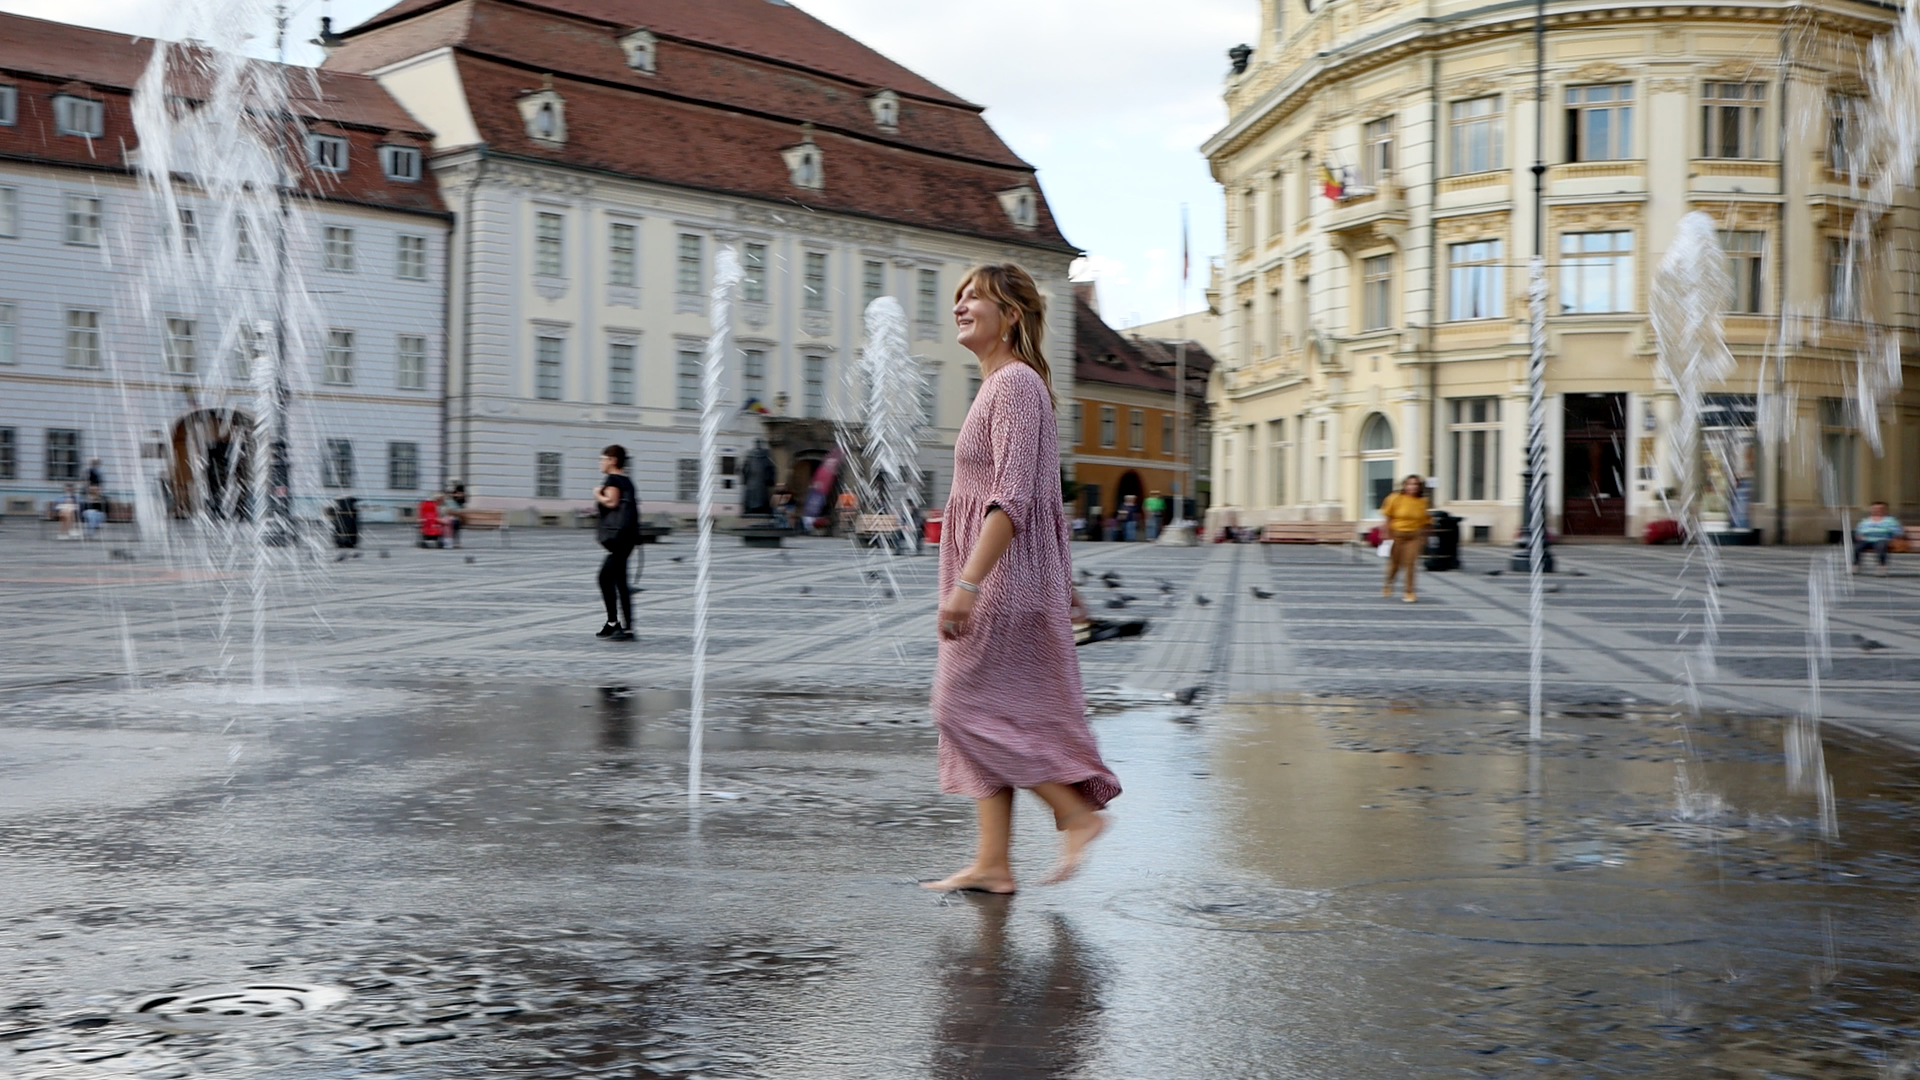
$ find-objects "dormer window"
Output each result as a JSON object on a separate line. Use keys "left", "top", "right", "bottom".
{"left": 380, "top": 145, "right": 421, "bottom": 181}
{"left": 869, "top": 89, "right": 899, "bottom": 129}
{"left": 620, "top": 29, "right": 657, "bottom": 74}
{"left": 517, "top": 79, "right": 567, "bottom": 146}
{"left": 308, "top": 134, "right": 348, "bottom": 172}
{"left": 997, "top": 185, "right": 1039, "bottom": 230}
{"left": 54, "top": 95, "right": 103, "bottom": 138}
{"left": 783, "top": 127, "right": 824, "bottom": 190}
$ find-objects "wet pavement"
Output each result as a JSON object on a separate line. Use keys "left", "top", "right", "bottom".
{"left": 7, "top": 677, "right": 1920, "bottom": 1078}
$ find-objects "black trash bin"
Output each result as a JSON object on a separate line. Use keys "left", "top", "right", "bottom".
{"left": 1424, "top": 509, "right": 1460, "bottom": 571}
{"left": 328, "top": 496, "right": 359, "bottom": 549}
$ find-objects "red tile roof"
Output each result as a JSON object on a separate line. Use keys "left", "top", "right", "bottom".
{"left": 0, "top": 10, "right": 444, "bottom": 215}
{"left": 328, "top": 0, "right": 1069, "bottom": 251}
{"left": 1074, "top": 295, "right": 1214, "bottom": 395}
{"left": 349, "top": 0, "right": 967, "bottom": 104}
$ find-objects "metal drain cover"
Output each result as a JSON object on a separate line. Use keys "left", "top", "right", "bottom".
{"left": 127, "top": 983, "right": 349, "bottom": 1029}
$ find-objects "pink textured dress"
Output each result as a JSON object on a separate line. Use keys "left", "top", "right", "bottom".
{"left": 932, "top": 361, "right": 1121, "bottom": 810}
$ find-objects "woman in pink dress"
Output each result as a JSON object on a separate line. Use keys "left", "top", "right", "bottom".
{"left": 923, "top": 264, "right": 1121, "bottom": 894}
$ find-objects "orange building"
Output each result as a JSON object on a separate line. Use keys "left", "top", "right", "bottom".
{"left": 1067, "top": 288, "right": 1214, "bottom": 534}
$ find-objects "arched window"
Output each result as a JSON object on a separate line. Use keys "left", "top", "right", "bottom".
{"left": 1360, "top": 412, "right": 1397, "bottom": 513}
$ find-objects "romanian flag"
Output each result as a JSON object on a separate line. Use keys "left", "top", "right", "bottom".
{"left": 740, "top": 397, "right": 771, "bottom": 415}
{"left": 1319, "top": 163, "right": 1344, "bottom": 202}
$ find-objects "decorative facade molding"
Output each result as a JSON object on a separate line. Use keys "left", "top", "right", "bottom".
{"left": 1547, "top": 201, "right": 1643, "bottom": 231}
{"left": 1435, "top": 210, "right": 1510, "bottom": 242}
{"left": 1569, "top": 61, "right": 1629, "bottom": 83}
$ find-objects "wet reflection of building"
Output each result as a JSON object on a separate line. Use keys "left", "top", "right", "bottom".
{"left": 598, "top": 686, "right": 635, "bottom": 752}
{"left": 930, "top": 899, "right": 1102, "bottom": 1078}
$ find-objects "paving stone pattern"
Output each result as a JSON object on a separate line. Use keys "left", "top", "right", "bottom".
{"left": 4, "top": 522, "right": 1919, "bottom": 744}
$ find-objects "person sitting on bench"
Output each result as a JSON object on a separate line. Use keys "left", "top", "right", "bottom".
{"left": 1854, "top": 501, "right": 1903, "bottom": 575}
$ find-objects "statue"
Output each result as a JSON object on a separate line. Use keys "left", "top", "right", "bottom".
{"left": 741, "top": 440, "right": 776, "bottom": 516}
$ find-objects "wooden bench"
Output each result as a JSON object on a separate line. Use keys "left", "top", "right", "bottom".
{"left": 1260, "top": 520, "right": 1358, "bottom": 544}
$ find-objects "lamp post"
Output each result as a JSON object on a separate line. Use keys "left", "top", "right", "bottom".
{"left": 1509, "top": 0, "right": 1553, "bottom": 578}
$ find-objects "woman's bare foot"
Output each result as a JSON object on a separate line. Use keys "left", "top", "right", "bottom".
{"left": 921, "top": 867, "right": 1017, "bottom": 894}
{"left": 1041, "top": 812, "right": 1108, "bottom": 885}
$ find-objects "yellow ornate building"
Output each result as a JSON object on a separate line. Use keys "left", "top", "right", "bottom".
{"left": 1203, "top": 0, "right": 1920, "bottom": 543}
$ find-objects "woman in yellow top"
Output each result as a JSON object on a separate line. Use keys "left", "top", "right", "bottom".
{"left": 1379, "top": 475, "right": 1430, "bottom": 603}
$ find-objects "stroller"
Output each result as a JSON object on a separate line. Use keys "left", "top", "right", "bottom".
{"left": 418, "top": 499, "right": 445, "bottom": 548}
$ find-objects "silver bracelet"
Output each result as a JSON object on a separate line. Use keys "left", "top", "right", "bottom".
{"left": 955, "top": 579, "right": 981, "bottom": 594}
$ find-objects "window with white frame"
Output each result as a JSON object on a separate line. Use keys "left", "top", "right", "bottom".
{"left": 1238, "top": 188, "right": 1257, "bottom": 251}
{"left": 742, "top": 347, "right": 765, "bottom": 406}
{"left": 323, "top": 226, "right": 354, "bottom": 272}
{"left": 803, "top": 251, "right": 828, "bottom": 311}
{"left": 804, "top": 355, "right": 826, "bottom": 417}
{"left": 1163, "top": 413, "right": 1174, "bottom": 455}
{"left": 307, "top": 134, "right": 348, "bottom": 172}
{"left": 173, "top": 208, "right": 199, "bottom": 254}
{"left": 535, "top": 336, "right": 563, "bottom": 400}
{"left": 535, "top": 213, "right": 563, "bottom": 278}
{"left": 862, "top": 260, "right": 885, "bottom": 310}
{"left": 55, "top": 96, "right": 102, "bottom": 138}
{"left": 0, "top": 427, "right": 13, "bottom": 480}
{"left": 1099, "top": 405, "right": 1117, "bottom": 448}
{"left": 1702, "top": 82, "right": 1766, "bottom": 159}
{"left": 396, "top": 234, "right": 427, "bottom": 281}
{"left": 1068, "top": 403, "right": 1083, "bottom": 445}
{"left": 968, "top": 370, "right": 980, "bottom": 402}
{"left": 46, "top": 429, "right": 81, "bottom": 482}
{"left": 536, "top": 452, "right": 563, "bottom": 499}
{"left": 677, "top": 348, "right": 701, "bottom": 411}
{"left": 1565, "top": 84, "right": 1633, "bottom": 161}
{"left": 388, "top": 442, "right": 419, "bottom": 490}
{"left": 0, "top": 303, "right": 12, "bottom": 365}
{"left": 1362, "top": 117, "right": 1393, "bottom": 185}
{"left": 323, "top": 438, "right": 355, "bottom": 488}
{"left": 1129, "top": 409, "right": 1145, "bottom": 451}
{"left": 0, "top": 85, "right": 15, "bottom": 127}
{"left": 65, "top": 309, "right": 101, "bottom": 369}
{"left": 608, "top": 341, "right": 635, "bottom": 405}
{"left": 1449, "top": 397, "right": 1502, "bottom": 501}
{"left": 1827, "top": 236, "right": 1860, "bottom": 320}
{"left": 1449, "top": 96, "right": 1503, "bottom": 175}
{"left": 164, "top": 317, "right": 197, "bottom": 374}
{"left": 916, "top": 269, "right": 939, "bottom": 328}
{"left": 65, "top": 195, "right": 101, "bottom": 246}
{"left": 742, "top": 242, "right": 766, "bottom": 302}
{"left": 1268, "top": 171, "right": 1286, "bottom": 237}
{"left": 920, "top": 365, "right": 938, "bottom": 425}
{"left": 676, "top": 233, "right": 703, "bottom": 294}
{"left": 1558, "top": 231, "right": 1633, "bottom": 314}
{"left": 398, "top": 334, "right": 427, "bottom": 390}
{"left": 0, "top": 187, "right": 15, "bottom": 237}
{"left": 1448, "top": 239, "right": 1504, "bottom": 320}
{"left": 676, "top": 458, "right": 698, "bottom": 502}
{"left": 1361, "top": 254, "right": 1393, "bottom": 330}
{"left": 380, "top": 145, "right": 420, "bottom": 181}
{"left": 324, "top": 329, "right": 354, "bottom": 385}
{"left": 1828, "top": 92, "right": 1868, "bottom": 175}
{"left": 1819, "top": 398, "right": 1857, "bottom": 506}
{"left": 1720, "top": 230, "right": 1765, "bottom": 314}
{"left": 608, "top": 223, "right": 636, "bottom": 287}
{"left": 234, "top": 214, "right": 257, "bottom": 263}
{"left": 230, "top": 323, "right": 260, "bottom": 381}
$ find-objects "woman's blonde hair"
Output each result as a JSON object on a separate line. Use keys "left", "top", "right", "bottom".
{"left": 956, "top": 263, "right": 1054, "bottom": 408}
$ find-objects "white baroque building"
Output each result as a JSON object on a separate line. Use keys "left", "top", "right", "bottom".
{"left": 326, "top": 0, "right": 1079, "bottom": 517}
{"left": 0, "top": 12, "right": 449, "bottom": 522}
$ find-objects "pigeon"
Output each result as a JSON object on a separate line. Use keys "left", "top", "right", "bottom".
{"left": 1194, "top": 594, "right": 1212, "bottom": 607}
{"left": 1855, "top": 633, "right": 1889, "bottom": 653}
{"left": 1117, "top": 594, "right": 1139, "bottom": 603}
{"left": 1543, "top": 584, "right": 1561, "bottom": 594}
{"left": 1484, "top": 570, "right": 1504, "bottom": 576}
{"left": 465, "top": 556, "right": 476, "bottom": 565}
{"left": 1104, "top": 597, "right": 1130, "bottom": 610}
{"left": 865, "top": 570, "right": 884, "bottom": 581}
{"left": 1168, "top": 685, "right": 1203, "bottom": 706}
{"left": 798, "top": 585, "right": 811, "bottom": 595}
{"left": 1250, "top": 587, "right": 1274, "bottom": 599}
{"left": 334, "top": 552, "right": 349, "bottom": 562}
{"left": 1157, "top": 579, "right": 1176, "bottom": 594}
{"left": 357, "top": 551, "right": 367, "bottom": 559}
{"left": 881, "top": 587, "right": 895, "bottom": 600}
{"left": 1100, "top": 571, "right": 1124, "bottom": 589}
{"left": 109, "top": 548, "right": 135, "bottom": 562}
{"left": 671, "top": 556, "right": 685, "bottom": 563}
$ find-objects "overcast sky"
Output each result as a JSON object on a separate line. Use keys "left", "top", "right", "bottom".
{"left": 0, "top": 0, "right": 1256, "bottom": 327}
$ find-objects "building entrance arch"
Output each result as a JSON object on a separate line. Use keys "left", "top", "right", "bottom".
{"left": 168, "top": 409, "right": 256, "bottom": 520}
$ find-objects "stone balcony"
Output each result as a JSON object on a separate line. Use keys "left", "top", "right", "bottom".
{"left": 1324, "top": 181, "right": 1408, "bottom": 250}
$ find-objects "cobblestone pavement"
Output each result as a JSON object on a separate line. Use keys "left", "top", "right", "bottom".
{"left": 2, "top": 523, "right": 1915, "bottom": 744}
{"left": 8, "top": 525, "right": 1920, "bottom": 1077}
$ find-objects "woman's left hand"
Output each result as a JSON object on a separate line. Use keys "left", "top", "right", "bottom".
{"left": 938, "top": 587, "right": 977, "bottom": 640}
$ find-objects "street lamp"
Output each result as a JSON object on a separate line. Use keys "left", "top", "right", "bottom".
{"left": 1509, "top": 0, "right": 1554, "bottom": 577}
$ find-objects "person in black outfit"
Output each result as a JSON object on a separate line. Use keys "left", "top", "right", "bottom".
{"left": 595, "top": 445, "right": 641, "bottom": 641}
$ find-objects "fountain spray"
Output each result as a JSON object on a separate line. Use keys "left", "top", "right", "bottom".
{"left": 689, "top": 244, "right": 743, "bottom": 808}
{"left": 838, "top": 297, "right": 926, "bottom": 611}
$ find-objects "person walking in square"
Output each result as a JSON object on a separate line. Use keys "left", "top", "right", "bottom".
{"left": 1144, "top": 490, "right": 1165, "bottom": 541}
{"left": 924, "top": 264, "right": 1120, "bottom": 894}
{"left": 1853, "top": 500, "right": 1903, "bottom": 575}
{"left": 594, "top": 445, "right": 640, "bottom": 641}
{"left": 1380, "top": 474, "right": 1429, "bottom": 603}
